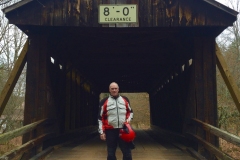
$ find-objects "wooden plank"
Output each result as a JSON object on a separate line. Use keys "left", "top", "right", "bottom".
{"left": 81, "top": 89, "right": 86, "bottom": 127}
{"left": 80, "top": 0, "right": 93, "bottom": 26}
{"left": 193, "top": 37, "right": 218, "bottom": 158}
{"left": 71, "top": 69, "right": 76, "bottom": 129}
{"left": 152, "top": 0, "right": 166, "bottom": 27}
{"left": 0, "top": 40, "right": 28, "bottom": 116}
{"left": 41, "top": 0, "right": 48, "bottom": 25}
{"left": 53, "top": 0, "right": 63, "bottom": 26}
{"left": 23, "top": 35, "right": 49, "bottom": 158}
{"left": 216, "top": 44, "right": 240, "bottom": 113}
{"left": 29, "top": 147, "right": 54, "bottom": 160}
{"left": 193, "top": 37, "right": 207, "bottom": 157}
{"left": 165, "top": 0, "right": 179, "bottom": 26}
{"left": 62, "top": 0, "right": 68, "bottom": 26}
{"left": 79, "top": 84, "right": 84, "bottom": 127}
{"left": 192, "top": 118, "right": 240, "bottom": 147}
{"left": 49, "top": 62, "right": 65, "bottom": 134}
{"left": 179, "top": 0, "right": 205, "bottom": 26}
{"left": 47, "top": 0, "right": 55, "bottom": 25}
{"left": 65, "top": 63, "right": 72, "bottom": 132}
{"left": 193, "top": 38, "right": 205, "bottom": 122}
{"left": 4, "top": 0, "right": 237, "bottom": 27}
{"left": 23, "top": 35, "right": 40, "bottom": 148}
{"left": 151, "top": 125, "right": 188, "bottom": 143}
{"left": 88, "top": 0, "right": 94, "bottom": 26}
{"left": 179, "top": 0, "right": 236, "bottom": 26}
{"left": 93, "top": 0, "right": 102, "bottom": 26}
{"left": 67, "top": 0, "right": 80, "bottom": 26}
{"left": 45, "top": 130, "right": 196, "bottom": 160}
{"left": 186, "top": 148, "right": 207, "bottom": 160}
{"left": 59, "top": 63, "right": 67, "bottom": 134}
{"left": 75, "top": 73, "right": 81, "bottom": 128}
{"left": 187, "top": 133, "right": 234, "bottom": 160}
{"left": 202, "top": 37, "right": 218, "bottom": 148}
{"left": 0, "top": 119, "right": 47, "bottom": 144}
{"left": 139, "top": 0, "right": 152, "bottom": 27}
{"left": 183, "top": 62, "right": 196, "bottom": 139}
{"left": 2, "top": 0, "right": 33, "bottom": 13}
{"left": 38, "top": 34, "right": 48, "bottom": 136}
{"left": 0, "top": 133, "right": 54, "bottom": 160}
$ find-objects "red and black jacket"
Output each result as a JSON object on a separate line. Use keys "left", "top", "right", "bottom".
{"left": 98, "top": 95, "right": 133, "bottom": 134}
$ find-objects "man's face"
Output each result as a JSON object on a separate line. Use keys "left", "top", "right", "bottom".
{"left": 109, "top": 83, "right": 119, "bottom": 97}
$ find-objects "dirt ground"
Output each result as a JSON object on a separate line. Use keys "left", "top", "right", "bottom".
{"left": 0, "top": 136, "right": 22, "bottom": 155}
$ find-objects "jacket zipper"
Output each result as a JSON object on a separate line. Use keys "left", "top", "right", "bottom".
{"left": 116, "top": 99, "right": 119, "bottom": 128}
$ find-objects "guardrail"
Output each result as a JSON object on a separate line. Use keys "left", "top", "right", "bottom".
{"left": 0, "top": 119, "right": 54, "bottom": 160}
{"left": 187, "top": 118, "right": 240, "bottom": 160}
{"left": 0, "top": 118, "right": 98, "bottom": 160}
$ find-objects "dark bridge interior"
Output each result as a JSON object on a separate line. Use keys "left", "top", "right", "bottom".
{"left": 17, "top": 25, "right": 223, "bottom": 135}
{"left": 37, "top": 26, "right": 221, "bottom": 93}
{"left": 17, "top": 25, "right": 223, "bottom": 134}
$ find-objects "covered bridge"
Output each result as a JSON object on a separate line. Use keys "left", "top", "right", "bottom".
{"left": 0, "top": 0, "right": 239, "bottom": 159}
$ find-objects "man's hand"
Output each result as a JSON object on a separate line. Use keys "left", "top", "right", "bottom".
{"left": 126, "top": 119, "right": 131, "bottom": 123}
{"left": 100, "top": 133, "right": 106, "bottom": 141}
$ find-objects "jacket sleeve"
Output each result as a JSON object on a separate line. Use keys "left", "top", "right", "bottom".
{"left": 98, "top": 105, "right": 104, "bottom": 134}
{"left": 127, "top": 103, "right": 133, "bottom": 122}
{"left": 98, "top": 97, "right": 108, "bottom": 134}
{"left": 122, "top": 96, "right": 133, "bottom": 122}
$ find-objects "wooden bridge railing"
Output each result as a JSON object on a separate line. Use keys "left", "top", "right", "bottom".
{"left": 187, "top": 118, "right": 240, "bottom": 160}
{"left": 0, "top": 119, "right": 54, "bottom": 160}
{"left": 0, "top": 118, "right": 98, "bottom": 160}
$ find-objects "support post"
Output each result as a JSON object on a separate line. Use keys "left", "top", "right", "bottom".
{"left": 216, "top": 44, "right": 240, "bottom": 113}
{"left": 22, "top": 34, "right": 53, "bottom": 159}
{"left": 0, "top": 40, "right": 28, "bottom": 116}
{"left": 194, "top": 36, "right": 218, "bottom": 158}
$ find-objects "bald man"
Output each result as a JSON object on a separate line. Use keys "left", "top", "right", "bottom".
{"left": 98, "top": 82, "right": 134, "bottom": 160}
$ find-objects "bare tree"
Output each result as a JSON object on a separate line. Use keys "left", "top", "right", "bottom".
{"left": 0, "top": 1, "right": 27, "bottom": 133}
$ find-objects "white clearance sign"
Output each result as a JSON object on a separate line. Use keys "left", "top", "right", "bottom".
{"left": 98, "top": 4, "right": 138, "bottom": 24}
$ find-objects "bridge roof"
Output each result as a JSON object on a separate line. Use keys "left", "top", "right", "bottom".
{"left": 1, "top": 0, "right": 238, "bottom": 28}
{"left": 2, "top": 0, "right": 238, "bottom": 17}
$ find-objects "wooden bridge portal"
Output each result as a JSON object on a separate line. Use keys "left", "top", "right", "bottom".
{"left": 0, "top": 0, "right": 239, "bottom": 159}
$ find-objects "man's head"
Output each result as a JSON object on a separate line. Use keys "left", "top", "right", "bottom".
{"left": 109, "top": 82, "right": 119, "bottom": 97}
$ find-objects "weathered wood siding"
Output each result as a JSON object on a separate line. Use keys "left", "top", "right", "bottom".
{"left": 22, "top": 33, "right": 99, "bottom": 158}
{"left": 23, "top": 34, "right": 54, "bottom": 158}
{"left": 4, "top": 0, "right": 235, "bottom": 27}
{"left": 149, "top": 34, "right": 218, "bottom": 158}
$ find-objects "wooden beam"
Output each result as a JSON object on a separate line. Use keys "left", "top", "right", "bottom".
{"left": 65, "top": 64, "right": 72, "bottom": 132}
{"left": 0, "top": 40, "right": 28, "bottom": 116}
{"left": 192, "top": 118, "right": 240, "bottom": 147}
{"left": 216, "top": 43, "right": 240, "bottom": 113}
{"left": 194, "top": 37, "right": 218, "bottom": 158}
{"left": 186, "top": 148, "right": 207, "bottom": 160}
{"left": 29, "top": 147, "right": 54, "bottom": 160}
{"left": 187, "top": 133, "right": 234, "bottom": 160}
{"left": 0, "top": 119, "right": 49, "bottom": 144}
{"left": 2, "top": 0, "right": 33, "bottom": 13}
{"left": 0, "top": 133, "right": 54, "bottom": 160}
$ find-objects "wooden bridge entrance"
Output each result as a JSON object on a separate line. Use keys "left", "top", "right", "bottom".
{"left": 0, "top": 0, "right": 240, "bottom": 159}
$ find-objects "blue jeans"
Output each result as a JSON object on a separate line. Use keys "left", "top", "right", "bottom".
{"left": 105, "top": 129, "right": 132, "bottom": 160}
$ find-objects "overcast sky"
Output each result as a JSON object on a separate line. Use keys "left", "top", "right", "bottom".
{"left": 215, "top": 0, "right": 226, "bottom": 5}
